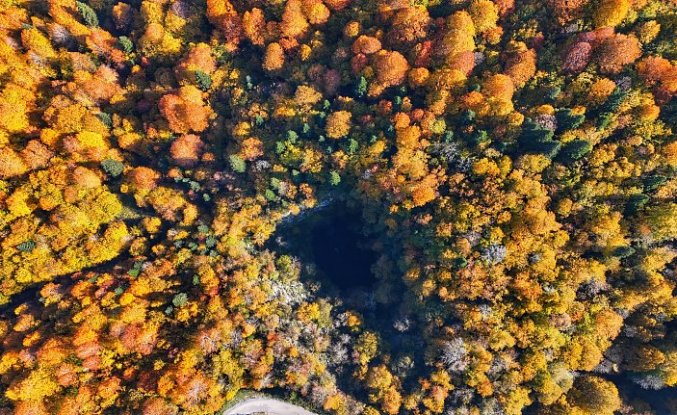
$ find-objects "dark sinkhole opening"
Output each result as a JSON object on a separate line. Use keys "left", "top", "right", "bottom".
{"left": 268, "top": 200, "right": 379, "bottom": 292}
{"left": 269, "top": 200, "right": 429, "bottom": 396}
{"left": 310, "top": 208, "right": 377, "bottom": 289}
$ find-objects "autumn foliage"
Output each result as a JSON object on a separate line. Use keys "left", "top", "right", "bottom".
{"left": 159, "top": 87, "right": 211, "bottom": 134}
{"left": 0, "top": 0, "right": 675, "bottom": 414}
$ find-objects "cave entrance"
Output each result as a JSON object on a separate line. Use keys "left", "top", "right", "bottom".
{"left": 268, "top": 200, "right": 378, "bottom": 292}
{"left": 309, "top": 207, "right": 377, "bottom": 289}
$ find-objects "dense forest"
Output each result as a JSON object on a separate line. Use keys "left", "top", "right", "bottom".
{"left": 0, "top": 0, "right": 675, "bottom": 414}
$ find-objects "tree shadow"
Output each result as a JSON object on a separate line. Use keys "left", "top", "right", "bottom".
{"left": 267, "top": 199, "right": 378, "bottom": 295}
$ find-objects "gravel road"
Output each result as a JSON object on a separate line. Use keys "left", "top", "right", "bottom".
{"left": 223, "top": 397, "right": 318, "bottom": 415}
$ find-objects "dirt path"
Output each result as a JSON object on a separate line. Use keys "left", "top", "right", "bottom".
{"left": 223, "top": 397, "right": 318, "bottom": 415}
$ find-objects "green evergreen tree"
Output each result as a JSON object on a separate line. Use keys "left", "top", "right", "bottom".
{"left": 101, "top": 159, "right": 124, "bottom": 177}
{"left": 118, "top": 36, "right": 133, "bottom": 53}
{"left": 557, "top": 139, "right": 592, "bottom": 163}
{"left": 195, "top": 71, "right": 212, "bottom": 91}
{"left": 329, "top": 171, "right": 341, "bottom": 186}
{"left": 76, "top": 1, "right": 99, "bottom": 27}
{"left": 229, "top": 155, "right": 246, "bottom": 173}
{"left": 356, "top": 76, "right": 368, "bottom": 97}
